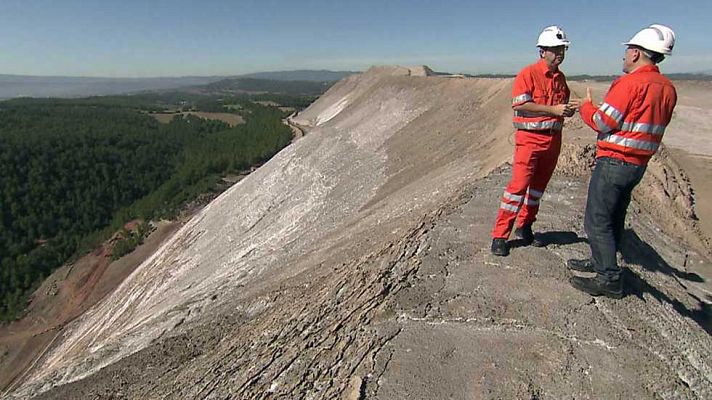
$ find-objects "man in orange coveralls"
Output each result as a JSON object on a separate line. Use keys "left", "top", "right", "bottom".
{"left": 568, "top": 25, "right": 677, "bottom": 298}
{"left": 491, "top": 26, "right": 579, "bottom": 256}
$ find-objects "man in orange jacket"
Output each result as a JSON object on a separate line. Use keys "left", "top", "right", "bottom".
{"left": 491, "top": 26, "right": 579, "bottom": 256}
{"left": 568, "top": 25, "right": 677, "bottom": 298}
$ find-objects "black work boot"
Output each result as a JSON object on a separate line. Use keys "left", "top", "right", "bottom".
{"left": 569, "top": 275, "right": 624, "bottom": 299}
{"left": 514, "top": 224, "right": 534, "bottom": 246}
{"left": 515, "top": 224, "right": 546, "bottom": 247}
{"left": 566, "top": 258, "right": 594, "bottom": 273}
{"left": 490, "top": 238, "right": 509, "bottom": 257}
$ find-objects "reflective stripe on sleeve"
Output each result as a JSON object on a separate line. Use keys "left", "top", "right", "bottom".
{"left": 525, "top": 198, "right": 540, "bottom": 206}
{"left": 597, "top": 133, "right": 660, "bottom": 152}
{"left": 593, "top": 112, "right": 612, "bottom": 134}
{"left": 512, "top": 93, "right": 533, "bottom": 104}
{"left": 620, "top": 122, "right": 666, "bottom": 136}
{"left": 600, "top": 102, "right": 624, "bottom": 123}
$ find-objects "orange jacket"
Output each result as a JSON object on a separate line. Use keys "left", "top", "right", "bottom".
{"left": 580, "top": 65, "right": 677, "bottom": 165}
{"left": 511, "top": 59, "right": 570, "bottom": 132}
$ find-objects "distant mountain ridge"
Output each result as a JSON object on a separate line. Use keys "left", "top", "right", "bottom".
{"left": 239, "top": 70, "right": 356, "bottom": 82}
{"left": 0, "top": 70, "right": 356, "bottom": 99}
{"left": 0, "top": 75, "right": 225, "bottom": 99}
{"left": 198, "top": 78, "right": 335, "bottom": 96}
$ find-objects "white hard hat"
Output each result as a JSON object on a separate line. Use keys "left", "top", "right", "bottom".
{"left": 536, "top": 26, "right": 571, "bottom": 47}
{"left": 623, "top": 24, "right": 675, "bottom": 55}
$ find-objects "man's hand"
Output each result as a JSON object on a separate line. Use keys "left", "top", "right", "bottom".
{"left": 563, "top": 100, "right": 580, "bottom": 117}
{"left": 516, "top": 101, "right": 579, "bottom": 118}
{"left": 581, "top": 87, "right": 601, "bottom": 110}
{"left": 550, "top": 103, "right": 569, "bottom": 117}
{"left": 551, "top": 103, "right": 578, "bottom": 117}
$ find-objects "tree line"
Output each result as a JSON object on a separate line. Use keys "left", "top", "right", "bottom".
{"left": 0, "top": 97, "right": 293, "bottom": 321}
{"left": 203, "top": 78, "right": 334, "bottom": 96}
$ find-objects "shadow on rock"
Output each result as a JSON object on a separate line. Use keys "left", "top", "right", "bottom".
{"left": 621, "top": 229, "right": 703, "bottom": 283}
{"left": 620, "top": 229, "right": 711, "bottom": 334}
{"left": 535, "top": 231, "right": 588, "bottom": 247}
{"left": 624, "top": 269, "right": 712, "bottom": 335}
{"left": 508, "top": 230, "right": 587, "bottom": 249}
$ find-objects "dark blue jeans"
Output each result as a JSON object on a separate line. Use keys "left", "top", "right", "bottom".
{"left": 584, "top": 157, "right": 647, "bottom": 282}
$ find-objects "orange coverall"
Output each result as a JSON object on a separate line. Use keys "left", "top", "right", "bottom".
{"left": 492, "top": 59, "right": 570, "bottom": 239}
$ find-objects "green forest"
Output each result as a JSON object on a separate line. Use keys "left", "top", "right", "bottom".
{"left": 0, "top": 92, "right": 302, "bottom": 322}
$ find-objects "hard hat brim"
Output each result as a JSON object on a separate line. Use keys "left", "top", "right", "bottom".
{"left": 537, "top": 40, "right": 571, "bottom": 47}
{"left": 622, "top": 41, "right": 671, "bottom": 55}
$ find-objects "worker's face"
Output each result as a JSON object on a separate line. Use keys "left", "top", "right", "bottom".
{"left": 540, "top": 46, "right": 567, "bottom": 67}
{"left": 622, "top": 46, "right": 640, "bottom": 73}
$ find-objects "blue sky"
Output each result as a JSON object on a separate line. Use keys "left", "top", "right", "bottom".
{"left": 0, "top": 0, "right": 709, "bottom": 77}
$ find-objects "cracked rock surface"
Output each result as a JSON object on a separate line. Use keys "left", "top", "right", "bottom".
{"left": 370, "top": 167, "right": 712, "bottom": 399}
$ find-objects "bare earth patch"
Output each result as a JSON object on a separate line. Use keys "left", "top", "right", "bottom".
{"left": 0, "top": 221, "right": 182, "bottom": 394}
{"left": 151, "top": 111, "right": 244, "bottom": 126}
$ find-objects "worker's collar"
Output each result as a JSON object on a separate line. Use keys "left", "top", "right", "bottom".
{"left": 629, "top": 64, "right": 660, "bottom": 74}
{"left": 536, "top": 58, "right": 561, "bottom": 77}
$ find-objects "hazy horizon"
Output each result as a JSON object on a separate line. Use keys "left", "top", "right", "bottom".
{"left": 1, "top": 67, "right": 711, "bottom": 81}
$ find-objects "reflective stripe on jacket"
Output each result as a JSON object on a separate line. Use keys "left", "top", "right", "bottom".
{"left": 511, "top": 59, "right": 570, "bottom": 132}
{"left": 580, "top": 65, "right": 677, "bottom": 165}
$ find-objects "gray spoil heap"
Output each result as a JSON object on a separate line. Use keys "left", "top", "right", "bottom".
{"left": 12, "top": 66, "right": 712, "bottom": 399}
